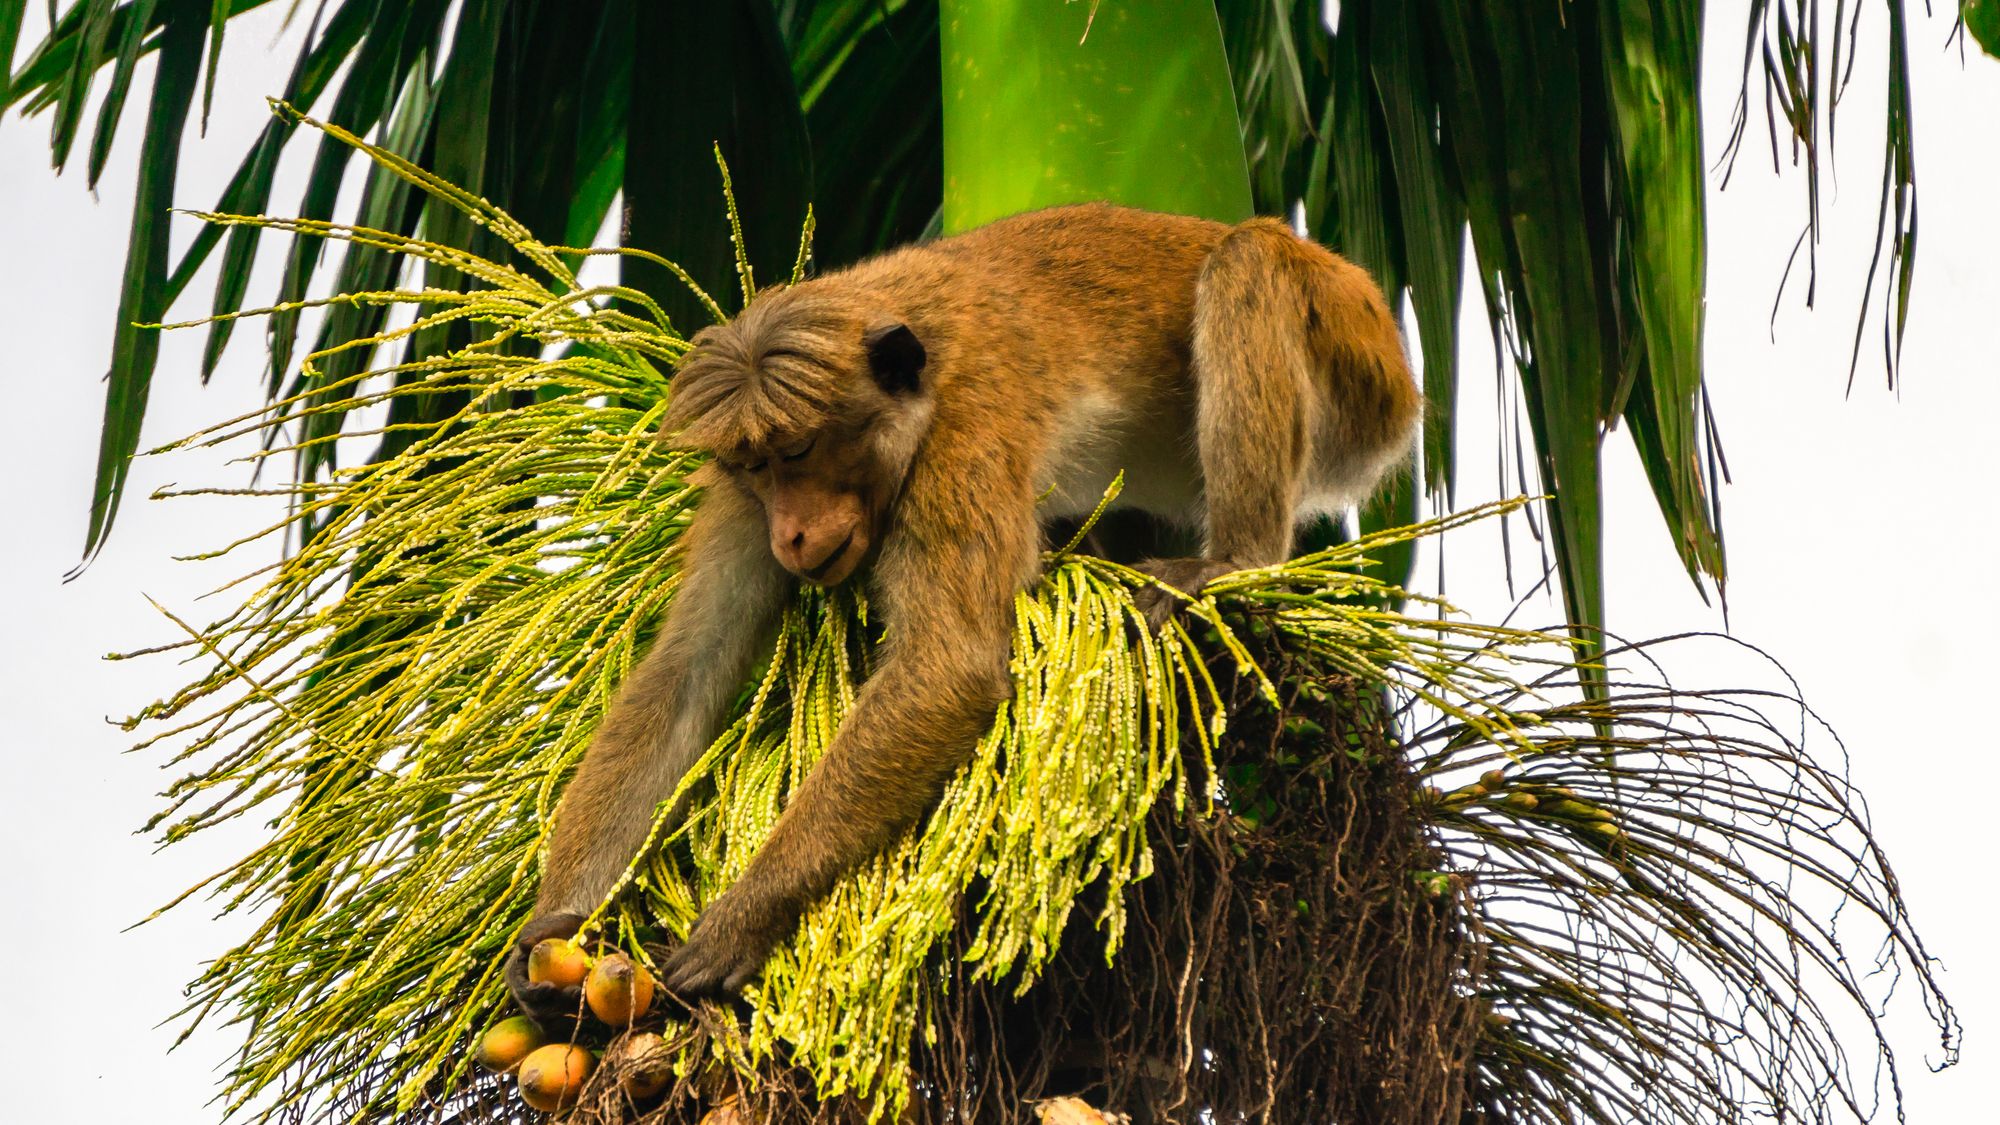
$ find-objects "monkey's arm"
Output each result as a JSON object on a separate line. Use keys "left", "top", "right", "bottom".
{"left": 509, "top": 484, "right": 788, "bottom": 1018}
{"left": 657, "top": 633, "right": 1012, "bottom": 996}
{"left": 659, "top": 436, "right": 1036, "bottom": 998}
{"left": 538, "top": 484, "right": 790, "bottom": 915}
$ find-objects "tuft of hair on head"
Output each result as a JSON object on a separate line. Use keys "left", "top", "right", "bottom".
{"left": 659, "top": 288, "right": 851, "bottom": 452}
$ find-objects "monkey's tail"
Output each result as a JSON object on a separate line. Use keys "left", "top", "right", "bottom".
{"left": 1192, "top": 219, "right": 1422, "bottom": 544}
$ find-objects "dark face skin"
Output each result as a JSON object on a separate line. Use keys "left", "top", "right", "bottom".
{"left": 714, "top": 423, "right": 881, "bottom": 588}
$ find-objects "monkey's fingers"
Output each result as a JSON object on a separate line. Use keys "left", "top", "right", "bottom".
{"left": 722, "top": 963, "right": 762, "bottom": 996}
{"left": 503, "top": 947, "right": 585, "bottom": 1029}
{"left": 658, "top": 954, "right": 732, "bottom": 1001}
{"left": 513, "top": 911, "right": 586, "bottom": 955}
{"left": 513, "top": 981, "right": 588, "bottom": 1034}
{"left": 1132, "top": 585, "right": 1191, "bottom": 632}
{"left": 504, "top": 912, "right": 589, "bottom": 1031}
{"left": 658, "top": 934, "right": 764, "bottom": 1003}
{"left": 1132, "top": 557, "right": 1238, "bottom": 631}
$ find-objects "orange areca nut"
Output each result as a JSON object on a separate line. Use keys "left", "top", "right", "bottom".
{"left": 585, "top": 951, "right": 657, "bottom": 1026}
{"left": 517, "top": 1043, "right": 594, "bottom": 1112}
{"left": 527, "top": 938, "right": 590, "bottom": 989}
{"left": 474, "top": 1015, "right": 546, "bottom": 1074}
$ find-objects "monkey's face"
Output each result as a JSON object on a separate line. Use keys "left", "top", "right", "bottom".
{"left": 663, "top": 289, "right": 932, "bottom": 588}
{"left": 714, "top": 427, "right": 880, "bottom": 586}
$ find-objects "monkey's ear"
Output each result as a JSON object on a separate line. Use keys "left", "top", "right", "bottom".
{"left": 862, "top": 323, "right": 926, "bottom": 396}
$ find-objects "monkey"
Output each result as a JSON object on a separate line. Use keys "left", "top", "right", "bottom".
{"left": 505, "top": 202, "right": 1421, "bottom": 1017}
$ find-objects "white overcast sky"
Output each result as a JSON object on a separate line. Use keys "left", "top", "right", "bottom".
{"left": 3, "top": 4, "right": 1996, "bottom": 1123}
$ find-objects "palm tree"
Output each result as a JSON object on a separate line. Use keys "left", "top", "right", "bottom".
{"left": 3, "top": 2, "right": 1978, "bottom": 1122}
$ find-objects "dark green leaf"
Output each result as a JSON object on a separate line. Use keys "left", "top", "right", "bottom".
{"left": 1357, "top": 452, "right": 1419, "bottom": 593}
{"left": 1621, "top": 358, "right": 1724, "bottom": 597}
{"left": 194, "top": 0, "right": 374, "bottom": 377}
{"left": 622, "top": 0, "right": 811, "bottom": 331}
{"left": 1217, "top": 0, "right": 1320, "bottom": 214}
{"left": 73, "top": 0, "right": 369, "bottom": 551}
{"left": 49, "top": 0, "right": 116, "bottom": 171}
{"left": 200, "top": 0, "right": 227, "bottom": 127}
{"left": 0, "top": 1, "right": 27, "bottom": 105}
{"left": 1497, "top": 2, "right": 1609, "bottom": 666}
{"left": 481, "top": 0, "right": 596, "bottom": 253}
{"left": 770, "top": 0, "right": 818, "bottom": 52}
{"left": 3, "top": 0, "right": 90, "bottom": 113}
{"left": 790, "top": 0, "right": 903, "bottom": 103}
{"left": 1857, "top": 2, "right": 1918, "bottom": 387}
{"left": 1725, "top": 2, "right": 1920, "bottom": 390}
{"left": 4, "top": 0, "right": 271, "bottom": 114}
{"left": 404, "top": 0, "right": 500, "bottom": 368}
{"left": 1969, "top": 0, "right": 2000, "bottom": 59}
{"left": 293, "top": 46, "right": 436, "bottom": 486}
{"left": 1601, "top": 0, "right": 1723, "bottom": 588}
{"left": 804, "top": 0, "right": 940, "bottom": 267}
{"left": 1424, "top": 0, "right": 1517, "bottom": 362}
{"left": 266, "top": 0, "right": 445, "bottom": 391}
{"left": 85, "top": 0, "right": 159, "bottom": 186}
{"left": 80, "top": 0, "right": 203, "bottom": 564}
{"left": 1319, "top": 10, "right": 1403, "bottom": 305}
{"left": 1368, "top": 3, "right": 1463, "bottom": 503}
{"left": 1429, "top": 0, "right": 1609, "bottom": 673}
{"left": 308, "top": 0, "right": 602, "bottom": 484}
{"left": 560, "top": 0, "right": 633, "bottom": 251}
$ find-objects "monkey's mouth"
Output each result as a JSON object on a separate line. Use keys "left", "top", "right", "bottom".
{"left": 801, "top": 532, "right": 858, "bottom": 585}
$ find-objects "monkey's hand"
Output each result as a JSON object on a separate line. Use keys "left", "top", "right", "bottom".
{"left": 659, "top": 890, "right": 789, "bottom": 1002}
{"left": 504, "top": 912, "right": 589, "bottom": 1030}
{"left": 1132, "top": 557, "right": 1241, "bottom": 630}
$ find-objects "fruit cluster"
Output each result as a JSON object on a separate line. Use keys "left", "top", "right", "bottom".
{"left": 1418, "top": 768, "right": 1627, "bottom": 843}
{"left": 474, "top": 938, "right": 666, "bottom": 1113}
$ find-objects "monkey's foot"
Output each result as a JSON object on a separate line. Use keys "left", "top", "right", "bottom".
{"left": 660, "top": 900, "right": 783, "bottom": 1002}
{"left": 505, "top": 911, "right": 589, "bottom": 1031}
{"left": 1131, "top": 557, "right": 1240, "bottom": 630}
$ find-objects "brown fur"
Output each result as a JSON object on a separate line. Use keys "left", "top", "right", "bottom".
{"left": 509, "top": 203, "right": 1422, "bottom": 1007}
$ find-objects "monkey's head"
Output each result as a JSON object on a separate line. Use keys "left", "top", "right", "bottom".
{"left": 661, "top": 285, "right": 933, "bottom": 587}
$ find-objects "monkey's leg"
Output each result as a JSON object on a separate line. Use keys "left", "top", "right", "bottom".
{"left": 1135, "top": 221, "right": 1315, "bottom": 623}
{"left": 509, "top": 484, "right": 789, "bottom": 1020}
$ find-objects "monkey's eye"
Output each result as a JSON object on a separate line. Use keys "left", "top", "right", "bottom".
{"left": 780, "top": 437, "right": 817, "bottom": 463}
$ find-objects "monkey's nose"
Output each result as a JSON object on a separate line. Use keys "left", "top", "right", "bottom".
{"left": 773, "top": 519, "right": 850, "bottom": 578}
{"left": 800, "top": 532, "right": 856, "bottom": 583}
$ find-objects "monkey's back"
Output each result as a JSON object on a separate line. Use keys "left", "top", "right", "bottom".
{"left": 845, "top": 205, "right": 1236, "bottom": 519}
{"left": 835, "top": 206, "right": 1219, "bottom": 426}
{"left": 831, "top": 203, "right": 1228, "bottom": 390}
{"left": 790, "top": 202, "right": 1416, "bottom": 529}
